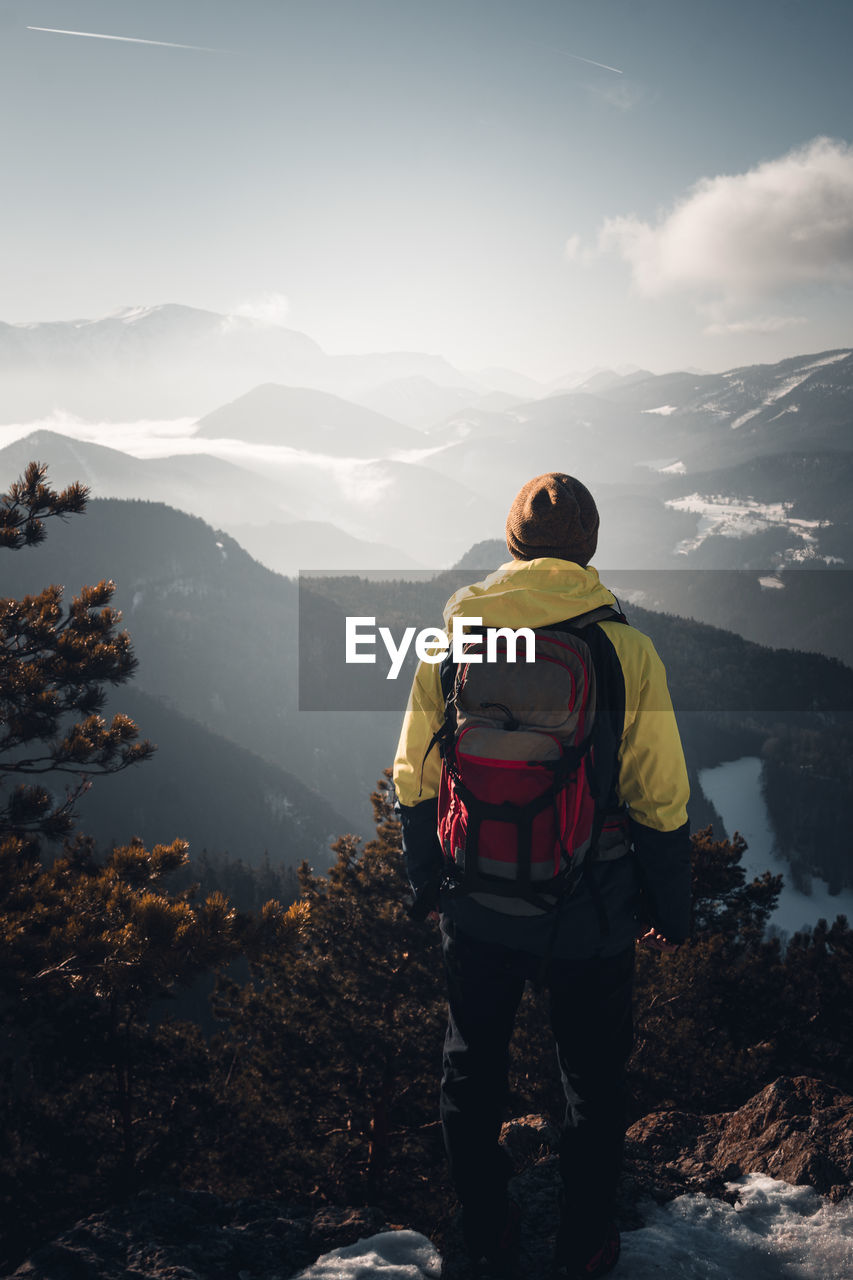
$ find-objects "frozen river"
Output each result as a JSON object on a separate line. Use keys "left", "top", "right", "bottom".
{"left": 698, "top": 756, "right": 853, "bottom": 937}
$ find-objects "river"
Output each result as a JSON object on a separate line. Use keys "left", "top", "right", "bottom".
{"left": 697, "top": 756, "right": 853, "bottom": 937}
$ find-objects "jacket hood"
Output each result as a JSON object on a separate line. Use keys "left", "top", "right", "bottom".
{"left": 442, "top": 558, "right": 617, "bottom": 630}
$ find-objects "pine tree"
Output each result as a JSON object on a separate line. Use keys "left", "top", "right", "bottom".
{"left": 0, "top": 464, "right": 301, "bottom": 1267}
{"left": 214, "top": 775, "right": 447, "bottom": 1219}
{"left": 1, "top": 462, "right": 154, "bottom": 849}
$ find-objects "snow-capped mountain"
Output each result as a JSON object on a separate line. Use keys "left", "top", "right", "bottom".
{"left": 3, "top": 316, "right": 852, "bottom": 580}
{"left": 0, "top": 304, "right": 513, "bottom": 420}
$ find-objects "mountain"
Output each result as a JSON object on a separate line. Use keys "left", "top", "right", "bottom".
{"left": 549, "top": 367, "right": 654, "bottom": 396}
{"left": 419, "top": 391, "right": 664, "bottom": 496}
{"left": 194, "top": 383, "right": 424, "bottom": 455}
{"left": 0, "top": 305, "right": 523, "bottom": 420}
{"left": 0, "top": 305, "right": 325, "bottom": 420}
{"left": 0, "top": 429, "right": 292, "bottom": 529}
{"left": 601, "top": 348, "right": 853, "bottom": 470}
{"left": 351, "top": 376, "right": 489, "bottom": 429}
{"left": 72, "top": 686, "right": 346, "bottom": 868}
{"left": 215, "top": 449, "right": 504, "bottom": 566}
{"left": 413, "top": 349, "right": 853, "bottom": 570}
{"left": 227, "top": 520, "right": 425, "bottom": 575}
{"left": 451, "top": 534, "right": 853, "bottom": 666}
{"left": 0, "top": 497, "right": 400, "bottom": 831}
{"left": 465, "top": 366, "right": 547, "bottom": 399}
{"left": 0, "top": 431, "right": 431, "bottom": 575}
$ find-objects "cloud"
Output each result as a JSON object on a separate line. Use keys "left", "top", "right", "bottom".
{"left": 227, "top": 293, "right": 292, "bottom": 327}
{"left": 564, "top": 234, "right": 582, "bottom": 262}
{"left": 597, "top": 137, "right": 853, "bottom": 301}
{"left": 704, "top": 315, "right": 808, "bottom": 336}
{"left": 588, "top": 78, "right": 648, "bottom": 112}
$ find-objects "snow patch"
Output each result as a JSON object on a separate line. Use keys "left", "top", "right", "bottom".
{"left": 730, "top": 408, "right": 762, "bottom": 430}
{"left": 294, "top": 1178, "right": 853, "bottom": 1279}
{"left": 665, "top": 493, "right": 829, "bottom": 555}
{"left": 294, "top": 1229, "right": 440, "bottom": 1279}
{"left": 763, "top": 371, "right": 813, "bottom": 406}
{"left": 623, "top": 1174, "right": 853, "bottom": 1279}
{"left": 642, "top": 404, "right": 678, "bottom": 416}
{"left": 766, "top": 404, "right": 800, "bottom": 423}
{"left": 801, "top": 351, "right": 851, "bottom": 371}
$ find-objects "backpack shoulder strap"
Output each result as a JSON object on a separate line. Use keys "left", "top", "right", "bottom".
{"left": 543, "top": 601, "right": 629, "bottom": 631}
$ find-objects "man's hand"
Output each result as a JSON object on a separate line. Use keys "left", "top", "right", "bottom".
{"left": 638, "top": 927, "right": 680, "bottom": 955}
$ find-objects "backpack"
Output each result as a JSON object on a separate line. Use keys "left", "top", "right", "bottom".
{"left": 432, "top": 605, "right": 628, "bottom": 914}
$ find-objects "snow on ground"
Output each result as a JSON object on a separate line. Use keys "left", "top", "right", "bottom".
{"left": 698, "top": 756, "right": 853, "bottom": 936}
{"left": 665, "top": 493, "right": 829, "bottom": 556}
{"left": 642, "top": 404, "right": 678, "bottom": 415}
{"left": 800, "top": 352, "right": 851, "bottom": 372}
{"left": 622, "top": 1175, "right": 853, "bottom": 1279}
{"left": 294, "top": 1230, "right": 440, "bottom": 1279}
{"left": 294, "top": 1177, "right": 853, "bottom": 1278}
{"left": 766, "top": 404, "right": 800, "bottom": 423}
{"left": 731, "top": 407, "right": 762, "bottom": 430}
{"left": 761, "top": 371, "right": 814, "bottom": 407}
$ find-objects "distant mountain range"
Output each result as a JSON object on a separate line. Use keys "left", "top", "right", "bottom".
{"left": 195, "top": 384, "right": 425, "bottom": 455}
{"left": 0, "top": 304, "right": 501, "bottom": 420}
{"left": 1, "top": 305, "right": 851, "bottom": 648}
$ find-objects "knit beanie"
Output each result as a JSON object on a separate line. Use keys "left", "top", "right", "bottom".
{"left": 505, "top": 472, "right": 599, "bottom": 566}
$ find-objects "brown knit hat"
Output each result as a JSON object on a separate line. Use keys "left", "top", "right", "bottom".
{"left": 505, "top": 472, "right": 600, "bottom": 565}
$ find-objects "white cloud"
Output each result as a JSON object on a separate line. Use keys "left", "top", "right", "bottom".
{"left": 228, "top": 292, "right": 292, "bottom": 327}
{"left": 564, "top": 234, "right": 582, "bottom": 261}
{"left": 597, "top": 137, "right": 853, "bottom": 301}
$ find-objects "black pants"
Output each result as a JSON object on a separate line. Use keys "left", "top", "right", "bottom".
{"left": 440, "top": 921, "right": 635, "bottom": 1242}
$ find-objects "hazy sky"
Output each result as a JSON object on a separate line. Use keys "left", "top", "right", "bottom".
{"left": 3, "top": 0, "right": 852, "bottom": 379}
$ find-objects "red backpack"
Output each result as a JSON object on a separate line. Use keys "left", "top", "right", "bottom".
{"left": 432, "top": 606, "right": 627, "bottom": 913}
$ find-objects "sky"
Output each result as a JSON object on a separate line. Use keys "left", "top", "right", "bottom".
{"left": 2, "top": 0, "right": 853, "bottom": 380}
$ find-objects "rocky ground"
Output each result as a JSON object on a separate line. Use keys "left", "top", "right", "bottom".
{"left": 10, "top": 1077, "right": 852, "bottom": 1280}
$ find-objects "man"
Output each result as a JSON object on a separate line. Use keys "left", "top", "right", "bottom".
{"left": 393, "top": 473, "right": 691, "bottom": 1278}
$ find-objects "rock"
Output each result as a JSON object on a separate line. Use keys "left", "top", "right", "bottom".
{"left": 498, "top": 1114, "right": 559, "bottom": 1170}
{"left": 14, "top": 1078, "right": 851, "bottom": 1279}
{"left": 11, "top": 1190, "right": 386, "bottom": 1280}
{"left": 626, "top": 1075, "right": 853, "bottom": 1204}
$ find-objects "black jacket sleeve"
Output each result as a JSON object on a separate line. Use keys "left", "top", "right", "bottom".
{"left": 630, "top": 817, "right": 692, "bottom": 943}
{"left": 395, "top": 795, "right": 445, "bottom": 920}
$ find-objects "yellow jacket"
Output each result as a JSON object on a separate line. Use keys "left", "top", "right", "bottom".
{"left": 393, "top": 558, "right": 692, "bottom": 954}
